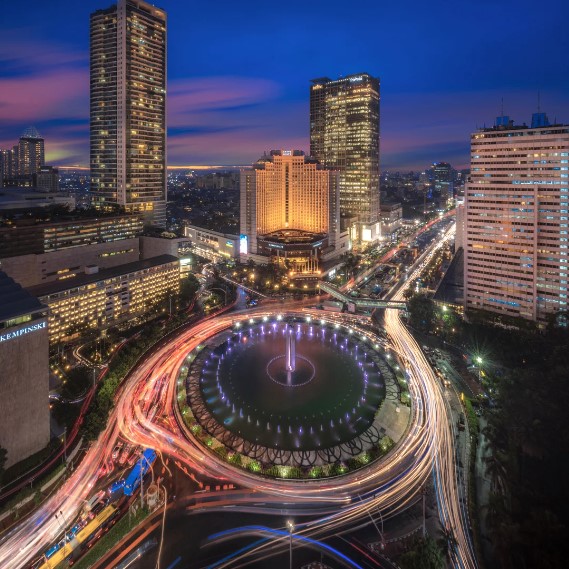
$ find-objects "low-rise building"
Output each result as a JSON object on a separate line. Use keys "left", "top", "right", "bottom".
{"left": 0, "top": 188, "right": 75, "bottom": 211}
{"left": 184, "top": 225, "right": 239, "bottom": 263}
{"left": 380, "top": 202, "right": 402, "bottom": 241}
{"left": 140, "top": 234, "right": 194, "bottom": 276}
{"left": 27, "top": 255, "right": 180, "bottom": 344}
{"left": 0, "top": 239, "right": 140, "bottom": 288}
{"left": 0, "top": 271, "right": 49, "bottom": 467}
{"left": 0, "top": 214, "right": 144, "bottom": 287}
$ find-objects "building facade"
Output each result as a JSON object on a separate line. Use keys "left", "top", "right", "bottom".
{"left": 184, "top": 225, "right": 239, "bottom": 263}
{"left": 90, "top": 0, "right": 167, "bottom": 227}
{"left": 34, "top": 166, "right": 60, "bottom": 193}
{"left": 28, "top": 255, "right": 180, "bottom": 343}
{"left": 310, "top": 73, "right": 380, "bottom": 243}
{"left": 380, "top": 202, "right": 402, "bottom": 241}
{"left": 17, "top": 127, "right": 45, "bottom": 178}
{"left": 0, "top": 148, "right": 18, "bottom": 186}
{"left": 0, "top": 271, "right": 49, "bottom": 467}
{"left": 0, "top": 214, "right": 142, "bottom": 257}
{"left": 140, "top": 234, "right": 194, "bottom": 275}
{"left": 240, "top": 150, "right": 347, "bottom": 272}
{"left": 0, "top": 189, "right": 75, "bottom": 212}
{"left": 464, "top": 114, "right": 569, "bottom": 322}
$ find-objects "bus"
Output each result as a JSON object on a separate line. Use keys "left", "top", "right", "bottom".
{"left": 123, "top": 448, "right": 157, "bottom": 497}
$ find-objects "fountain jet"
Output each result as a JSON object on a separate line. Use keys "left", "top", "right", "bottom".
{"left": 285, "top": 325, "right": 296, "bottom": 373}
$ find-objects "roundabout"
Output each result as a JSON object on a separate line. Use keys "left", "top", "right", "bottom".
{"left": 180, "top": 314, "right": 410, "bottom": 474}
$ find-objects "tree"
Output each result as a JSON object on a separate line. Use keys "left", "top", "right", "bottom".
{"left": 179, "top": 273, "right": 200, "bottom": 305}
{"left": 406, "top": 294, "right": 436, "bottom": 331}
{"left": 400, "top": 536, "right": 445, "bottom": 569}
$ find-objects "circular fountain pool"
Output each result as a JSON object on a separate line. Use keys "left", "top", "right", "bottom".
{"left": 183, "top": 316, "right": 399, "bottom": 469}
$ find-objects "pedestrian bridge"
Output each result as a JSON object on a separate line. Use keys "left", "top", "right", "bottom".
{"left": 318, "top": 281, "right": 407, "bottom": 311}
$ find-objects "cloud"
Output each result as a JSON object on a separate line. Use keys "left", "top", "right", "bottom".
{"left": 0, "top": 35, "right": 89, "bottom": 154}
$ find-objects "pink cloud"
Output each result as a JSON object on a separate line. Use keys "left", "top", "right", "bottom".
{"left": 168, "top": 76, "right": 280, "bottom": 124}
{"left": 168, "top": 129, "right": 307, "bottom": 165}
{"left": 0, "top": 69, "right": 88, "bottom": 125}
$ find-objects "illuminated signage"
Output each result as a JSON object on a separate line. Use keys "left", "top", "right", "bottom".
{"left": 226, "top": 241, "right": 234, "bottom": 247}
{"left": 312, "top": 241, "right": 323, "bottom": 248}
{"left": 268, "top": 243, "right": 284, "bottom": 249}
{"left": 239, "top": 234, "right": 248, "bottom": 255}
{"left": 282, "top": 150, "right": 292, "bottom": 156}
{"left": 0, "top": 321, "right": 46, "bottom": 343}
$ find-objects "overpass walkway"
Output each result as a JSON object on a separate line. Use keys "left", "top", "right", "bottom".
{"left": 318, "top": 281, "right": 407, "bottom": 310}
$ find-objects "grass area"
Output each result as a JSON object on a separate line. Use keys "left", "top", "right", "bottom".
{"left": 72, "top": 506, "right": 149, "bottom": 569}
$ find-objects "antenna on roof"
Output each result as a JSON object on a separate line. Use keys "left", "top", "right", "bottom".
{"left": 500, "top": 97, "right": 504, "bottom": 116}
{"left": 537, "top": 90, "right": 541, "bottom": 113}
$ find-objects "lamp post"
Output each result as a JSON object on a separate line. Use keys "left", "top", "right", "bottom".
{"left": 286, "top": 520, "right": 294, "bottom": 569}
{"left": 475, "top": 356, "right": 483, "bottom": 382}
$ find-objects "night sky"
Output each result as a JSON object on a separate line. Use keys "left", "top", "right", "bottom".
{"left": 1, "top": 0, "right": 568, "bottom": 170}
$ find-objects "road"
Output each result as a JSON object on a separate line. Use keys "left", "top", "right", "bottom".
{"left": 0, "top": 218, "right": 476, "bottom": 569}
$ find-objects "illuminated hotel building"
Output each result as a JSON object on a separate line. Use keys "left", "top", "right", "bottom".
{"left": 240, "top": 150, "right": 347, "bottom": 272}
{"left": 90, "top": 0, "right": 167, "bottom": 227}
{"left": 0, "top": 271, "right": 49, "bottom": 467}
{"left": 310, "top": 73, "right": 380, "bottom": 243}
{"left": 464, "top": 113, "right": 569, "bottom": 322}
{"left": 27, "top": 255, "right": 179, "bottom": 343}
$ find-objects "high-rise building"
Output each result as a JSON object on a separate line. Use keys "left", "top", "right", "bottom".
{"left": 310, "top": 73, "right": 380, "bottom": 243}
{"left": 464, "top": 113, "right": 569, "bottom": 322}
{"left": 0, "top": 271, "right": 49, "bottom": 467}
{"left": 90, "top": 0, "right": 167, "bottom": 227}
{"left": 0, "top": 147, "right": 18, "bottom": 188}
{"left": 17, "top": 126, "right": 45, "bottom": 178}
{"left": 432, "top": 162, "right": 454, "bottom": 205}
{"left": 34, "top": 165, "right": 60, "bottom": 193}
{"left": 240, "top": 150, "right": 348, "bottom": 272}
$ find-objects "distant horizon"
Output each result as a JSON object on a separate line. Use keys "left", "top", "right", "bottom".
{"left": 56, "top": 163, "right": 471, "bottom": 173}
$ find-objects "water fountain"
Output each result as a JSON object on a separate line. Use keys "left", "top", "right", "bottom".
{"left": 192, "top": 317, "right": 387, "bottom": 456}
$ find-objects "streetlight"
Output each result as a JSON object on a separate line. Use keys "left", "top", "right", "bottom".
{"left": 475, "top": 356, "right": 483, "bottom": 381}
{"left": 286, "top": 520, "right": 294, "bottom": 569}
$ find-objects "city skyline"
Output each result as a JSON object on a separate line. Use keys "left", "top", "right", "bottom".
{"left": 1, "top": 0, "right": 568, "bottom": 170}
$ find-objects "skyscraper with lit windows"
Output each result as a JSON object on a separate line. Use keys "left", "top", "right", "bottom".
{"left": 90, "top": 0, "right": 167, "bottom": 227}
{"left": 17, "top": 127, "right": 44, "bottom": 178}
{"left": 310, "top": 73, "right": 380, "bottom": 243}
{"left": 464, "top": 113, "right": 569, "bottom": 322}
{"left": 432, "top": 161, "right": 454, "bottom": 206}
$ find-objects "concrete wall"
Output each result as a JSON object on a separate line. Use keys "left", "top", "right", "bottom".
{"left": 0, "top": 238, "right": 140, "bottom": 287}
{"left": 0, "top": 318, "right": 50, "bottom": 467}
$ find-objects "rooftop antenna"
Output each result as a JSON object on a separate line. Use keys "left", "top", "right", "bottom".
{"left": 500, "top": 97, "right": 504, "bottom": 116}
{"left": 537, "top": 90, "right": 541, "bottom": 113}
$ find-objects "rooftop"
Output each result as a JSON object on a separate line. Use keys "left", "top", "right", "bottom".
{"left": 27, "top": 254, "right": 179, "bottom": 298}
{"left": 0, "top": 271, "right": 46, "bottom": 322}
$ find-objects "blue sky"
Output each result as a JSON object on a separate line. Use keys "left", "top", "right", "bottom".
{"left": 1, "top": 0, "right": 568, "bottom": 169}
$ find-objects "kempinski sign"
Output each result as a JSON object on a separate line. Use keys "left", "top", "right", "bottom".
{"left": 0, "top": 321, "right": 47, "bottom": 343}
